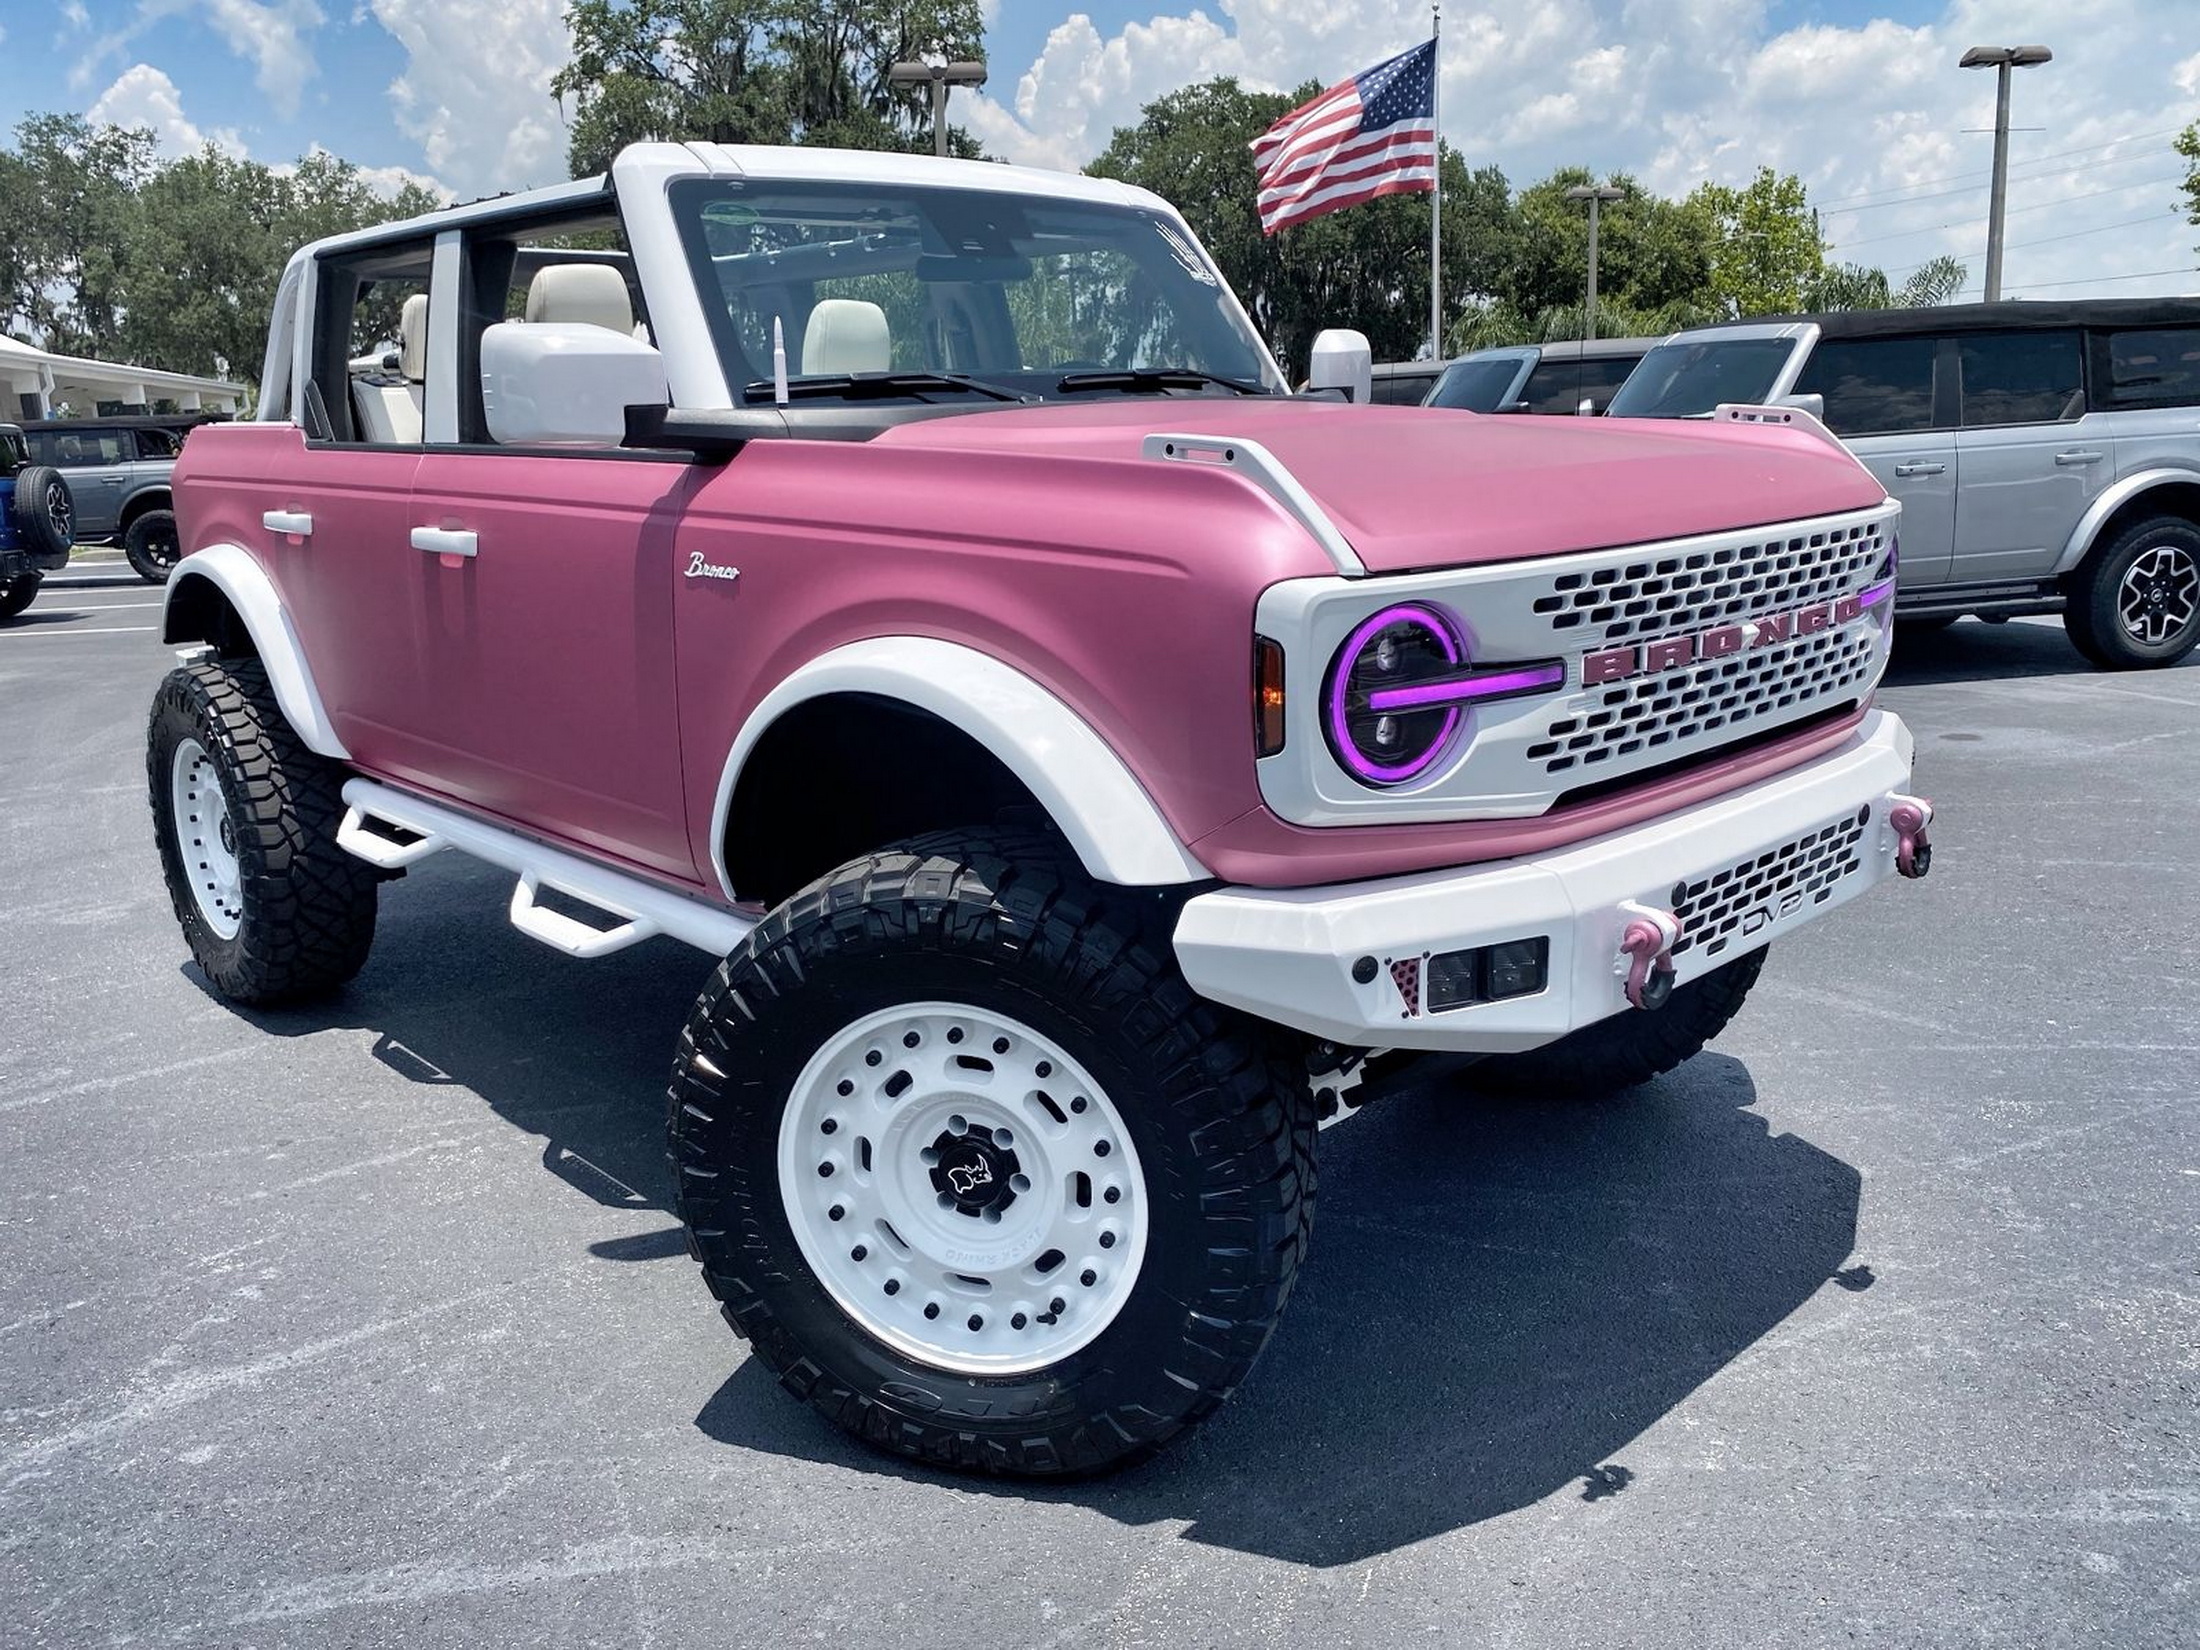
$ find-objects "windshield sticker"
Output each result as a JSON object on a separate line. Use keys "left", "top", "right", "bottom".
{"left": 1155, "top": 220, "right": 1218, "bottom": 286}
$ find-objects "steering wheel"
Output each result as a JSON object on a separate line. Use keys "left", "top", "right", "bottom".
{"left": 1047, "top": 359, "right": 1113, "bottom": 372}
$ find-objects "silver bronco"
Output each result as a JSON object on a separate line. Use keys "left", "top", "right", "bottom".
{"left": 1607, "top": 298, "right": 2200, "bottom": 669}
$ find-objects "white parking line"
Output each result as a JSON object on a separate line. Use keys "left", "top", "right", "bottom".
{"left": 46, "top": 600, "right": 166, "bottom": 610}
{"left": 4, "top": 625, "right": 158, "bottom": 636}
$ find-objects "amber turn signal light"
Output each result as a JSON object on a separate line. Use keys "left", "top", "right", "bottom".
{"left": 1254, "top": 636, "right": 1287, "bottom": 757}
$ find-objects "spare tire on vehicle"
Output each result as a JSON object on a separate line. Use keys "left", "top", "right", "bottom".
{"left": 13, "top": 465, "right": 75, "bottom": 559}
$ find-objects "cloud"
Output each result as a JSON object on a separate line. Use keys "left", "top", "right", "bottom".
{"left": 87, "top": 62, "right": 247, "bottom": 159}
{"left": 369, "top": 0, "right": 571, "bottom": 197}
{"left": 197, "top": 0, "right": 325, "bottom": 117}
{"left": 71, "top": 1, "right": 324, "bottom": 118}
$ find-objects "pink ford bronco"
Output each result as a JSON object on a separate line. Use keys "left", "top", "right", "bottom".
{"left": 149, "top": 142, "right": 1935, "bottom": 1476}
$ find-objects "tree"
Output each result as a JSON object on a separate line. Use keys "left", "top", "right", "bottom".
{"left": 0, "top": 115, "right": 157, "bottom": 355}
{"left": 0, "top": 112, "right": 444, "bottom": 385}
{"left": 1087, "top": 77, "right": 1511, "bottom": 376}
{"left": 552, "top": 0, "right": 985, "bottom": 177}
{"left": 121, "top": 148, "right": 443, "bottom": 381}
{"left": 1501, "top": 168, "right": 1718, "bottom": 320}
{"left": 1894, "top": 254, "right": 1967, "bottom": 308}
{"left": 1688, "top": 166, "right": 1825, "bottom": 317}
{"left": 2179, "top": 122, "right": 2200, "bottom": 242}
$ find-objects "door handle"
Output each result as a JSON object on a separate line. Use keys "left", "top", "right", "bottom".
{"left": 410, "top": 526, "right": 478, "bottom": 559}
{"left": 2054, "top": 449, "right": 2104, "bottom": 466}
{"left": 262, "top": 509, "right": 313, "bottom": 537}
{"left": 1893, "top": 462, "right": 1945, "bottom": 477}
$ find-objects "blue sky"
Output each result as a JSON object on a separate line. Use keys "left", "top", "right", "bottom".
{"left": 2, "top": 2, "right": 2193, "bottom": 299}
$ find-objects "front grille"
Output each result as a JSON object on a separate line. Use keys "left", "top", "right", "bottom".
{"left": 1672, "top": 812, "right": 1868, "bottom": 960}
{"left": 1527, "top": 627, "right": 1878, "bottom": 776}
{"left": 1530, "top": 519, "right": 1888, "bottom": 647}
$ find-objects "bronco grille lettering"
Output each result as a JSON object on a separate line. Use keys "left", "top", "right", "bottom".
{"left": 1580, "top": 588, "right": 1881, "bottom": 687}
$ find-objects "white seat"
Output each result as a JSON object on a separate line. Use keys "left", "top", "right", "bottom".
{"left": 525, "top": 264, "right": 635, "bottom": 335}
{"left": 352, "top": 291, "right": 427, "bottom": 444}
{"left": 802, "top": 299, "right": 890, "bottom": 376}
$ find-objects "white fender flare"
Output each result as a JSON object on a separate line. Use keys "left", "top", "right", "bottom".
{"left": 2053, "top": 466, "right": 2200, "bottom": 577}
{"left": 162, "top": 544, "right": 349, "bottom": 760}
{"left": 712, "top": 637, "right": 1210, "bottom": 899}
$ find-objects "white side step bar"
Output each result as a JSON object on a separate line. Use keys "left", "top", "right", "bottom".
{"left": 336, "top": 778, "right": 755, "bottom": 960}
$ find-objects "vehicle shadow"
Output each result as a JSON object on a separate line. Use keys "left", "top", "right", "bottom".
{"left": 696, "top": 1053, "right": 1865, "bottom": 1567}
{"left": 201, "top": 855, "right": 709, "bottom": 1237}
{"left": 200, "top": 856, "right": 1865, "bottom": 1567}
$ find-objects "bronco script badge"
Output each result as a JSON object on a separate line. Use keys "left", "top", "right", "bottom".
{"left": 685, "top": 553, "right": 740, "bottom": 583}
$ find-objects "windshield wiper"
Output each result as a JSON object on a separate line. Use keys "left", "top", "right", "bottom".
{"left": 742, "top": 371, "right": 1032, "bottom": 404}
{"left": 1054, "top": 367, "right": 1272, "bottom": 396}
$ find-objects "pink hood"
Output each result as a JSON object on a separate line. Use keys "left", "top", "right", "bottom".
{"left": 878, "top": 399, "right": 1886, "bottom": 575}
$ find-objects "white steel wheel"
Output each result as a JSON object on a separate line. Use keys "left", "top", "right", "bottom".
{"left": 778, "top": 1000, "right": 1150, "bottom": 1376}
{"left": 169, "top": 736, "right": 243, "bottom": 940}
{"left": 2117, "top": 542, "right": 2200, "bottom": 647}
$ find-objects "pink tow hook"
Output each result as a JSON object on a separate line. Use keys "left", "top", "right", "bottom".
{"left": 1617, "top": 902, "right": 1684, "bottom": 1011}
{"left": 1887, "top": 793, "right": 1936, "bottom": 880}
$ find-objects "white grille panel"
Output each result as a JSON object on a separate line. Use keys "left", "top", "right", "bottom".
{"left": 1529, "top": 628, "right": 1879, "bottom": 777}
{"left": 1530, "top": 518, "right": 1889, "bottom": 647}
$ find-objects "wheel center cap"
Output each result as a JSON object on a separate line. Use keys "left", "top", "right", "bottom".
{"left": 929, "top": 1130, "right": 1020, "bottom": 1215}
{"left": 218, "top": 815, "right": 236, "bottom": 855}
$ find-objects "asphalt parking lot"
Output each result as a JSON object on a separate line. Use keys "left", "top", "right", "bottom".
{"left": 2, "top": 564, "right": 2194, "bottom": 1648}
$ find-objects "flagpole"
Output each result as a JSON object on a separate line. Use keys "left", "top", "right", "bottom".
{"left": 1430, "top": 3, "right": 1442, "bottom": 362}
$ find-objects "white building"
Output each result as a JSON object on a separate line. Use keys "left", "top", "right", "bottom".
{"left": 0, "top": 334, "right": 247, "bottom": 422}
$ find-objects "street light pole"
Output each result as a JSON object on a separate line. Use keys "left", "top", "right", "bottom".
{"left": 1960, "top": 44, "right": 2052, "bottom": 302}
{"left": 887, "top": 58, "right": 988, "bottom": 158}
{"left": 1564, "top": 183, "right": 1624, "bottom": 340}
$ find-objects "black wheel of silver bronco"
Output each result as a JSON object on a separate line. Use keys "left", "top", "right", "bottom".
{"left": 1465, "top": 947, "right": 1768, "bottom": 1098}
{"left": 668, "top": 830, "right": 1315, "bottom": 1477}
{"left": 147, "top": 658, "right": 378, "bottom": 1005}
{"left": 2066, "top": 515, "right": 2200, "bottom": 670}
{"left": 125, "top": 509, "right": 181, "bottom": 583}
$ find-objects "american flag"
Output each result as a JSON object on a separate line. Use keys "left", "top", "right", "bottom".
{"left": 1250, "top": 40, "right": 1438, "bottom": 236}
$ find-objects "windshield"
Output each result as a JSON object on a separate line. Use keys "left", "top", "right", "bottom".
{"left": 1425, "top": 356, "right": 1529, "bottom": 412}
{"left": 672, "top": 178, "right": 1285, "bottom": 402}
{"left": 1605, "top": 337, "right": 1798, "bottom": 418}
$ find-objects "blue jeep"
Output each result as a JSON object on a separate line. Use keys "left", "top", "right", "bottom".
{"left": 0, "top": 423, "right": 77, "bottom": 621}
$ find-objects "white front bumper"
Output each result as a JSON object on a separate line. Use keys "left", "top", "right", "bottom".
{"left": 1173, "top": 709, "right": 1919, "bottom": 1052}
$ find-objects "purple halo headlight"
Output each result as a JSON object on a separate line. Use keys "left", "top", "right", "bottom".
{"left": 1324, "top": 604, "right": 1467, "bottom": 786}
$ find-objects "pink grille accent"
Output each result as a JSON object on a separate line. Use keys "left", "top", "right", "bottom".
{"left": 1389, "top": 957, "right": 1422, "bottom": 1016}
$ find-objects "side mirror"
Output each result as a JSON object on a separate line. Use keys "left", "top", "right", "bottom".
{"left": 1773, "top": 391, "right": 1825, "bottom": 421}
{"left": 1306, "top": 329, "right": 1373, "bottom": 405}
{"left": 480, "top": 322, "right": 668, "bottom": 446}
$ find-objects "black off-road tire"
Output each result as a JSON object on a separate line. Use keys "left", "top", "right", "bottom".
{"left": 124, "top": 509, "right": 181, "bottom": 583}
{"left": 2065, "top": 515, "right": 2200, "bottom": 670}
{"left": 1466, "top": 946, "right": 1768, "bottom": 1099}
{"left": 669, "top": 830, "right": 1316, "bottom": 1477}
{"left": 147, "top": 657, "right": 378, "bottom": 1005}
{"left": 14, "top": 465, "right": 75, "bottom": 558}
{"left": 0, "top": 575, "right": 38, "bottom": 621}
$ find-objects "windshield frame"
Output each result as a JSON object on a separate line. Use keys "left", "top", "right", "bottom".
{"left": 1606, "top": 333, "right": 1810, "bottom": 419}
{"left": 669, "top": 176, "right": 1287, "bottom": 404}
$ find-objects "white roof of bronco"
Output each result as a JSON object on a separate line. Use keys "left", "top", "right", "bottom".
{"left": 296, "top": 141, "right": 1177, "bottom": 263}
